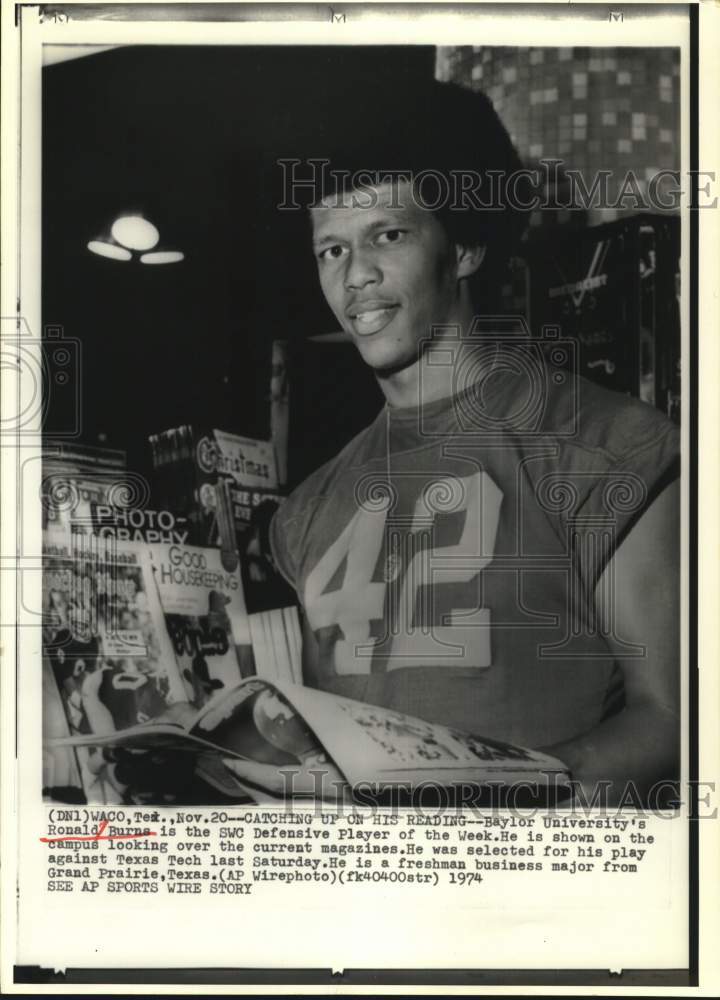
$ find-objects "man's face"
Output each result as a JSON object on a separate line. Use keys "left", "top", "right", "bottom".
{"left": 310, "top": 182, "right": 463, "bottom": 373}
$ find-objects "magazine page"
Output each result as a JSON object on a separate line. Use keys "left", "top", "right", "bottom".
{"left": 47, "top": 679, "right": 300, "bottom": 761}
{"left": 150, "top": 425, "right": 285, "bottom": 544}
{"left": 148, "top": 541, "right": 255, "bottom": 704}
{"left": 278, "top": 681, "right": 569, "bottom": 790}
{"left": 42, "top": 473, "right": 122, "bottom": 547}
{"left": 42, "top": 536, "right": 188, "bottom": 737}
{"left": 212, "top": 430, "right": 278, "bottom": 491}
{"left": 49, "top": 679, "right": 346, "bottom": 800}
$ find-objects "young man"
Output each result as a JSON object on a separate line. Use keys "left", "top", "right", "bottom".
{"left": 232, "top": 81, "right": 680, "bottom": 804}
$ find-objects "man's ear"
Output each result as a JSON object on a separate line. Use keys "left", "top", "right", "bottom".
{"left": 455, "top": 244, "right": 486, "bottom": 279}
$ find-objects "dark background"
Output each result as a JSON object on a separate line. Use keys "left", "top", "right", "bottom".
{"left": 43, "top": 46, "right": 436, "bottom": 478}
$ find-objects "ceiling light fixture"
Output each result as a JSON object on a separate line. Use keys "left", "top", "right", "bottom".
{"left": 87, "top": 240, "right": 132, "bottom": 261}
{"left": 111, "top": 215, "right": 160, "bottom": 251}
{"left": 87, "top": 212, "right": 184, "bottom": 265}
{"left": 140, "top": 250, "right": 185, "bottom": 265}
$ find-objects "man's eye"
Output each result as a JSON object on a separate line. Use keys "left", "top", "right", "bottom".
{"left": 376, "top": 229, "right": 406, "bottom": 246}
{"left": 318, "top": 245, "right": 347, "bottom": 262}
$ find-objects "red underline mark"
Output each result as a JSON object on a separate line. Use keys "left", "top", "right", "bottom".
{"left": 40, "top": 820, "right": 158, "bottom": 844}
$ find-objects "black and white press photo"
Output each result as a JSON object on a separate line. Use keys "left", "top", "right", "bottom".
{"left": 39, "top": 32, "right": 682, "bottom": 811}
{"left": 2, "top": 0, "right": 713, "bottom": 988}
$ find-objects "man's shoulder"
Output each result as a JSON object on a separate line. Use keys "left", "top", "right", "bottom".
{"left": 539, "top": 369, "right": 679, "bottom": 467}
{"left": 276, "top": 410, "right": 385, "bottom": 530}
{"left": 532, "top": 371, "right": 680, "bottom": 536}
{"left": 461, "top": 350, "right": 678, "bottom": 461}
{"left": 268, "top": 411, "right": 385, "bottom": 588}
{"left": 478, "top": 361, "right": 680, "bottom": 518}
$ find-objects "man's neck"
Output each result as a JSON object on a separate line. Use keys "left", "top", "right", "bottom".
{"left": 376, "top": 349, "right": 455, "bottom": 409}
{"left": 377, "top": 333, "right": 496, "bottom": 410}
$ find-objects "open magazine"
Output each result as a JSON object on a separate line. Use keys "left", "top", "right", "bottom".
{"left": 49, "top": 678, "right": 571, "bottom": 805}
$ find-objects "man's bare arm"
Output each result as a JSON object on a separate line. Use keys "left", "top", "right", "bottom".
{"left": 547, "top": 480, "right": 680, "bottom": 804}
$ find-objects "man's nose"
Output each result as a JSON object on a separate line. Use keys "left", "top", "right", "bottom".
{"left": 344, "top": 248, "right": 381, "bottom": 290}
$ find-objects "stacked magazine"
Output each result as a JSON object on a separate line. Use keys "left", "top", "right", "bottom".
{"left": 42, "top": 439, "right": 127, "bottom": 544}
{"left": 42, "top": 536, "right": 188, "bottom": 728}
{"left": 147, "top": 541, "right": 256, "bottom": 701}
{"left": 41, "top": 452, "right": 258, "bottom": 802}
{"left": 249, "top": 607, "right": 303, "bottom": 685}
{"left": 148, "top": 425, "right": 285, "bottom": 543}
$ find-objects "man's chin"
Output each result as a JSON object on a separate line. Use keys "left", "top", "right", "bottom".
{"left": 350, "top": 333, "right": 420, "bottom": 378}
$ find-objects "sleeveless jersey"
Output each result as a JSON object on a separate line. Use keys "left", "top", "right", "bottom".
{"left": 270, "top": 361, "right": 679, "bottom": 748}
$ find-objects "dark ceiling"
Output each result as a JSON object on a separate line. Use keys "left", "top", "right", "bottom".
{"left": 43, "top": 45, "right": 435, "bottom": 471}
